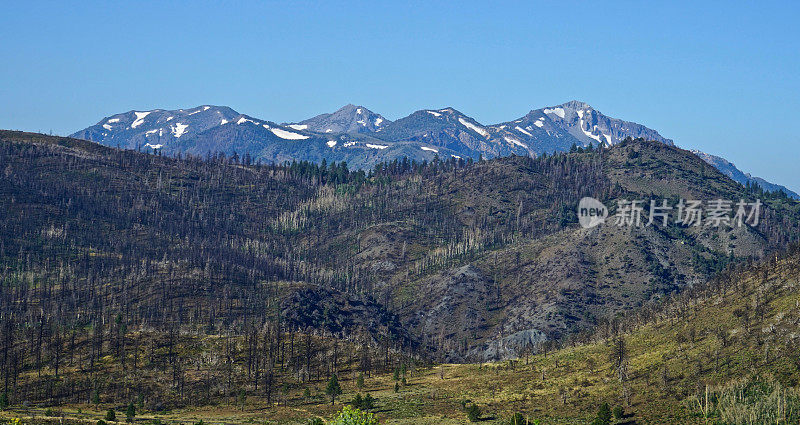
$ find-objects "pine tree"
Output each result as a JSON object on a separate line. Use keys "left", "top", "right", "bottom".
{"left": 362, "top": 393, "right": 375, "bottom": 410}
{"left": 356, "top": 372, "right": 365, "bottom": 389}
{"left": 125, "top": 402, "right": 135, "bottom": 422}
{"left": 326, "top": 374, "right": 342, "bottom": 405}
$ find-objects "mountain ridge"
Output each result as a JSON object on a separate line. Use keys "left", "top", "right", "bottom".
{"left": 291, "top": 104, "right": 389, "bottom": 133}
{"left": 691, "top": 149, "right": 799, "bottom": 199}
{"left": 69, "top": 101, "right": 796, "bottom": 198}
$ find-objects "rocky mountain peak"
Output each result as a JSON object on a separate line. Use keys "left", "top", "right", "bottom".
{"left": 294, "top": 104, "right": 389, "bottom": 133}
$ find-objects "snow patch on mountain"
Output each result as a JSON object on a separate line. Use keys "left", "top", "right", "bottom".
{"left": 515, "top": 126, "right": 532, "bottom": 137}
{"left": 171, "top": 123, "right": 189, "bottom": 138}
{"left": 578, "top": 117, "right": 603, "bottom": 144}
{"left": 543, "top": 107, "right": 565, "bottom": 119}
{"left": 237, "top": 117, "right": 259, "bottom": 125}
{"left": 131, "top": 111, "right": 151, "bottom": 129}
{"left": 271, "top": 128, "right": 309, "bottom": 140}
{"left": 504, "top": 136, "right": 528, "bottom": 148}
{"left": 458, "top": 118, "right": 489, "bottom": 137}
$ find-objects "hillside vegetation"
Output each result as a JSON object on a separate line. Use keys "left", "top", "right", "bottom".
{"left": 0, "top": 131, "right": 799, "bottom": 419}
{"left": 3, "top": 244, "right": 800, "bottom": 424}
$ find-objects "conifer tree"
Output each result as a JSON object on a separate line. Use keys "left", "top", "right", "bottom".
{"left": 326, "top": 374, "right": 342, "bottom": 405}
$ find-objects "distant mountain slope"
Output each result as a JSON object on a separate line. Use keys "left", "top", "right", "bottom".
{"left": 291, "top": 104, "right": 389, "bottom": 133}
{"left": 375, "top": 107, "right": 528, "bottom": 158}
{"left": 691, "top": 150, "right": 799, "bottom": 199}
{"left": 490, "top": 100, "right": 674, "bottom": 153}
{"left": 70, "top": 105, "right": 241, "bottom": 150}
{"left": 70, "top": 101, "right": 794, "bottom": 196}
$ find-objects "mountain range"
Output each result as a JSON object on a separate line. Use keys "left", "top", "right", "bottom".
{"left": 70, "top": 101, "right": 799, "bottom": 199}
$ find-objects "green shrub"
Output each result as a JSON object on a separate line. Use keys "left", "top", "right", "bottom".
{"left": 351, "top": 394, "right": 363, "bottom": 408}
{"left": 362, "top": 393, "right": 376, "bottom": 410}
{"left": 306, "top": 417, "right": 324, "bottom": 425}
{"left": 105, "top": 409, "right": 116, "bottom": 422}
{"left": 591, "top": 403, "right": 611, "bottom": 425}
{"left": 96, "top": 420, "right": 106, "bottom": 425}
{"left": 508, "top": 412, "right": 526, "bottom": 424}
{"left": 612, "top": 405, "right": 624, "bottom": 419}
{"left": 465, "top": 404, "right": 481, "bottom": 422}
{"left": 507, "top": 412, "right": 541, "bottom": 425}
{"left": 329, "top": 405, "right": 378, "bottom": 425}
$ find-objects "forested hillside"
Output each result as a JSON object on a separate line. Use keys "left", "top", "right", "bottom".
{"left": 0, "top": 130, "right": 799, "bottom": 412}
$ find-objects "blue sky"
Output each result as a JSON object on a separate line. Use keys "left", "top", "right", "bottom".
{"left": 1, "top": 1, "right": 799, "bottom": 192}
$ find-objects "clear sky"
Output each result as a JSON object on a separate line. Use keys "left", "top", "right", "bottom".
{"left": 1, "top": 1, "right": 798, "bottom": 192}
